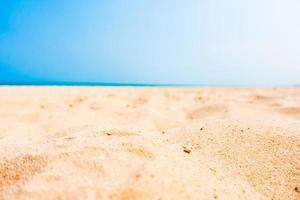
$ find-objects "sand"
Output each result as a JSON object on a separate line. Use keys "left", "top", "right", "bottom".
{"left": 0, "top": 87, "right": 300, "bottom": 200}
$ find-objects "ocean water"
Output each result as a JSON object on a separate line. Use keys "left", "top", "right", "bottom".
{"left": 0, "top": 80, "right": 197, "bottom": 87}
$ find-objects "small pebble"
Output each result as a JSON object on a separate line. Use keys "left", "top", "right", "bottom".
{"left": 183, "top": 146, "right": 191, "bottom": 154}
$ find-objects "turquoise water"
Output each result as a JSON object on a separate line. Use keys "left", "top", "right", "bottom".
{"left": 1, "top": 81, "right": 298, "bottom": 87}
{"left": 0, "top": 81, "right": 198, "bottom": 87}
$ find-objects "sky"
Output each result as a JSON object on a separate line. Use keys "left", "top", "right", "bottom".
{"left": 0, "top": 0, "right": 300, "bottom": 86}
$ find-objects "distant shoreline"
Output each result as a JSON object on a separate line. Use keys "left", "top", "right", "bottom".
{"left": 0, "top": 81, "right": 299, "bottom": 87}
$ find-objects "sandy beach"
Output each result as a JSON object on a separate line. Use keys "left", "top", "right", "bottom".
{"left": 0, "top": 87, "right": 299, "bottom": 200}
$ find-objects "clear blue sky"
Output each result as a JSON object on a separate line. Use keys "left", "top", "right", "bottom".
{"left": 0, "top": 0, "right": 300, "bottom": 85}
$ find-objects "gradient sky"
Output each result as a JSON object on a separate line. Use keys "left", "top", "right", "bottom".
{"left": 0, "top": 0, "right": 300, "bottom": 85}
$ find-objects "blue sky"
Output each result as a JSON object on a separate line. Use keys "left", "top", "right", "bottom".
{"left": 0, "top": 0, "right": 300, "bottom": 85}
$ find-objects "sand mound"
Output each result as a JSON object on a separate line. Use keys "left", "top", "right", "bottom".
{"left": 0, "top": 87, "right": 299, "bottom": 199}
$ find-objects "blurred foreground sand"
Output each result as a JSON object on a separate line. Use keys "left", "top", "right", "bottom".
{"left": 0, "top": 87, "right": 300, "bottom": 200}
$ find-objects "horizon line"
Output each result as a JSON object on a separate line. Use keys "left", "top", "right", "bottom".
{"left": 0, "top": 80, "right": 299, "bottom": 88}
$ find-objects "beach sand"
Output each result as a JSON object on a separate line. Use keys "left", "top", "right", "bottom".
{"left": 0, "top": 87, "right": 300, "bottom": 199}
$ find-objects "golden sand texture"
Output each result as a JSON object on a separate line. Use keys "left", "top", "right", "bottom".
{"left": 0, "top": 87, "right": 299, "bottom": 200}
